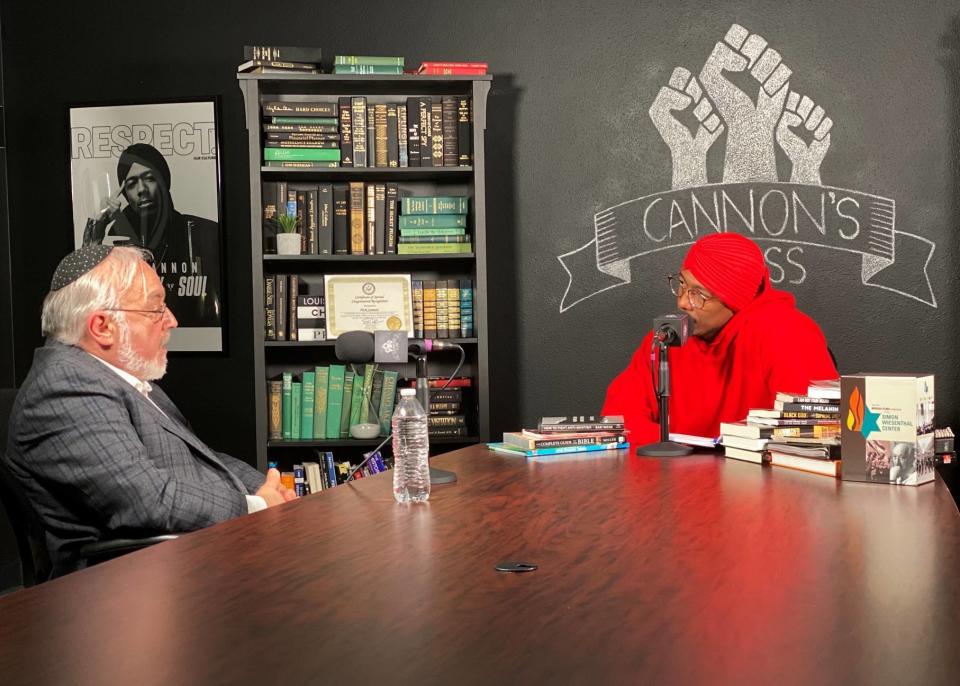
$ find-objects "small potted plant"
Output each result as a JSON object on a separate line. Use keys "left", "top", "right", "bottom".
{"left": 274, "top": 214, "right": 302, "bottom": 255}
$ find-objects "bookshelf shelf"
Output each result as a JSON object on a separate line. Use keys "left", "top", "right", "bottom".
{"left": 267, "top": 436, "right": 479, "bottom": 449}
{"left": 265, "top": 338, "right": 478, "bottom": 348}
{"left": 239, "top": 73, "right": 491, "bottom": 473}
{"left": 261, "top": 166, "right": 473, "bottom": 179}
{"left": 263, "top": 253, "right": 474, "bottom": 263}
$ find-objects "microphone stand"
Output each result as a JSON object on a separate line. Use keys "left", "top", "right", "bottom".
{"left": 414, "top": 351, "right": 458, "bottom": 484}
{"left": 636, "top": 332, "right": 693, "bottom": 458}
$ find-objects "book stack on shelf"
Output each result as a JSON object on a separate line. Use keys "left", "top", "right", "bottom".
{"left": 399, "top": 196, "right": 471, "bottom": 254}
{"left": 238, "top": 45, "right": 322, "bottom": 75}
{"left": 719, "top": 380, "right": 842, "bottom": 476}
{"left": 488, "top": 416, "right": 628, "bottom": 458}
{"left": 401, "top": 377, "right": 473, "bottom": 439}
{"left": 280, "top": 451, "right": 390, "bottom": 496}
{"left": 417, "top": 61, "right": 488, "bottom": 75}
{"left": 262, "top": 94, "right": 472, "bottom": 170}
{"left": 270, "top": 365, "right": 400, "bottom": 443}
{"left": 411, "top": 279, "right": 473, "bottom": 339}
{"left": 262, "top": 100, "right": 341, "bottom": 167}
{"left": 264, "top": 274, "right": 476, "bottom": 341}
{"left": 333, "top": 55, "right": 404, "bottom": 75}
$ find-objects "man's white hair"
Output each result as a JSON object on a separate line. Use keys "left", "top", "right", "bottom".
{"left": 41, "top": 246, "right": 153, "bottom": 345}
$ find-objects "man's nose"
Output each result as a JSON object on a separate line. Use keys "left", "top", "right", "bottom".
{"left": 163, "top": 306, "right": 178, "bottom": 329}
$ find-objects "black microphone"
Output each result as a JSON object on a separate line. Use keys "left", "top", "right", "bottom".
{"left": 334, "top": 330, "right": 375, "bottom": 363}
{"left": 653, "top": 313, "right": 690, "bottom": 347}
{"left": 335, "top": 330, "right": 462, "bottom": 363}
{"left": 407, "top": 339, "right": 460, "bottom": 354}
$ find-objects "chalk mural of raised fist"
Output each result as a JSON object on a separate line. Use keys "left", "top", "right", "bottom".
{"left": 649, "top": 67, "right": 724, "bottom": 189}
{"left": 699, "top": 24, "right": 792, "bottom": 183}
{"left": 776, "top": 91, "right": 833, "bottom": 185}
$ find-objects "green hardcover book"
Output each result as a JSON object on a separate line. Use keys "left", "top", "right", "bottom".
{"left": 291, "top": 382, "right": 302, "bottom": 439}
{"left": 334, "top": 55, "right": 405, "bottom": 66}
{"left": 400, "top": 196, "right": 469, "bottom": 215}
{"left": 281, "top": 371, "right": 293, "bottom": 439}
{"left": 348, "top": 372, "right": 365, "bottom": 429}
{"left": 359, "top": 363, "right": 376, "bottom": 423}
{"left": 369, "top": 370, "right": 385, "bottom": 420}
{"left": 270, "top": 116, "right": 340, "bottom": 125}
{"left": 397, "top": 235, "right": 470, "bottom": 243}
{"left": 397, "top": 243, "right": 473, "bottom": 254}
{"left": 263, "top": 147, "right": 342, "bottom": 162}
{"left": 378, "top": 370, "right": 399, "bottom": 436}
{"left": 397, "top": 214, "right": 467, "bottom": 229}
{"left": 264, "top": 161, "right": 340, "bottom": 168}
{"left": 300, "top": 371, "right": 316, "bottom": 439}
{"left": 398, "top": 227, "right": 467, "bottom": 236}
{"left": 325, "top": 364, "right": 346, "bottom": 439}
{"left": 339, "top": 370, "right": 355, "bottom": 438}
{"left": 313, "top": 366, "right": 329, "bottom": 439}
{"left": 332, "top": 65, "right": 404, "bottom": 75}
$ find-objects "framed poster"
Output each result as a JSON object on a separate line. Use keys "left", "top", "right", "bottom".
{"left": 68, "top": 98, "right": 225, "bottom": 352}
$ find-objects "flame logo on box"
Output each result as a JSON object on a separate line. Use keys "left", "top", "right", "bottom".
{"left": 846, "top": 387, "right": 864, "bottom": 431}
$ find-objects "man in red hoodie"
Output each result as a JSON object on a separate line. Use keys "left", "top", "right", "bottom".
{"left": 602, "top": 233, "right": 837, "bottom": 446}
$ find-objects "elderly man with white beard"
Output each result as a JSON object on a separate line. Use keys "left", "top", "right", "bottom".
{"left": 4, "top": 245, "right": 294, "bottom": 578}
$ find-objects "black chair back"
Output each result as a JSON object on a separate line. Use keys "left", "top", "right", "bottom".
{"left": 0, "top": 388, "right": 52, "bottom": 586}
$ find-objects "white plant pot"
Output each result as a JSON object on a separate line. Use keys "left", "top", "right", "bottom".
{"left": 276, "top": 233, "right": 302, "bottom": 255}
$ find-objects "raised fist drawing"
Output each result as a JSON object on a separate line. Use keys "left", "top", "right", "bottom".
{"left": 699, "top": 24, "right": 792, "bottom": 183}
{"left": 649, "top": 67, "right": 724, "bottom": 189}
{"left": 776, "top": 91, "right": 833, "bottom": 185}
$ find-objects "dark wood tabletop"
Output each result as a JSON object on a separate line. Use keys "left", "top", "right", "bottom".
{"left": 1, "top": 445, "right": 958, "bottom": 685}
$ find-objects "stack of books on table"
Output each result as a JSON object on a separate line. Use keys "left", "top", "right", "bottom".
{"left": 332, "top": 55, "right": 404, "bottom": 75}
{"left": 720, "top": 380, "right": 842, "bottom": 476}
{"left": 488, "top": 415, "right": 628, "bottom": 458}
{"left": 238, "top": 45, "right": 322, "bottom": 74}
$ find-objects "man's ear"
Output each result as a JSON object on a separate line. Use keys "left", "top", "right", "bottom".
{"left": 86, "top": 312, "right": 118, "bottom": 348}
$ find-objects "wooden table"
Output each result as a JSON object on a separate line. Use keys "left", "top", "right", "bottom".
{"left": 1, "top": 445, "right": 958, "bottom": 685}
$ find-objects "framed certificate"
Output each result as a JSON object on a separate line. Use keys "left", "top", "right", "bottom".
{"left": 325, "top": 273, "right": 414, "bottom": 339}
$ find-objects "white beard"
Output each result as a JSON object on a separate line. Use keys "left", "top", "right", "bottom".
{"left": 116, "top": 316, "right": 168, "bottom": 381}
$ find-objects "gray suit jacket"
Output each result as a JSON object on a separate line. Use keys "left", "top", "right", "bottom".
{"left": 4, "top": 340, "right": 264, "bottom": 577}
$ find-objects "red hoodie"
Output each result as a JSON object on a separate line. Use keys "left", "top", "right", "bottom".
{"left": 602, "top": 288, "right": 838, "bottom": 446}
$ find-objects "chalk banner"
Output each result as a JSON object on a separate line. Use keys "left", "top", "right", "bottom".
{"left": 558, "top": 182, "right": 936, "bottom": 311}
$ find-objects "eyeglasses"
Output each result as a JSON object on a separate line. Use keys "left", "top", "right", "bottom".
{"left": 667, "top": 273, "right": 715, "bottom": 310}
{"left": 102, "top": 304, "right": 169, "bottom": 323}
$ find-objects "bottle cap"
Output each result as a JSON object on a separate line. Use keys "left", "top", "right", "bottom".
{"left": 400, "top": 388, "right": 416, "bottom": 397}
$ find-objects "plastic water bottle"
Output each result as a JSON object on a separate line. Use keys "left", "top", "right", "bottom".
{"left": 392, "top": 388, "right": 431, "bottom": 503}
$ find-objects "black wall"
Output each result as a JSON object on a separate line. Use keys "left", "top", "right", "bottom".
{"left": 2, "top": 0, "right": 959, "bottom": 461}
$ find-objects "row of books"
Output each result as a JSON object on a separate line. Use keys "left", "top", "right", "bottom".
{"left": 269, "top": 365, "right": 401, "bottom": 441}
{"left": 270, "top": 370, "right": 470, "bottom": 442}
{"left": 277, "top": 451, "right": 390, "bottom": 495}
{"left": 239, "top": 47, "right": 488, "bottom": 75}
{"left": 488, "top": 415, "right": 628, "bottom": 458}
{"left": 263, "top": 182, "right": 472, "bottom": 255}
{"left": 264, "top": 274, "right": 475, "bottom": 341}
{"left": 720, "top": 381, "right": 842, "bottom": 477}
{"left": 260, "top": 97, "right": 472, "bottom": 169}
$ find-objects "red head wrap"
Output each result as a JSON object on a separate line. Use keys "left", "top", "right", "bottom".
{"left": 682, "top": 233, "right": 769, "bottom": 312}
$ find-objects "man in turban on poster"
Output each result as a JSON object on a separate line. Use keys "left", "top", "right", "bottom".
{"left": 602, "top": 232, "right": 838, "bottom": 445}
{"left": 82, "top": 143, "right": 221, "bottom": 330}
